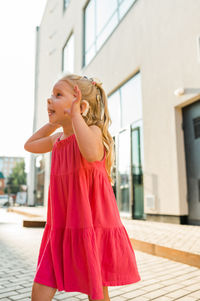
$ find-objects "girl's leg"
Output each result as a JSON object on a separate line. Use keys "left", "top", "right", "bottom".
{"left": 31, "top": 281, "right": 57, "bottom": 301}
{"left": 88, "top": 286, "right": 110, "bottom": 301}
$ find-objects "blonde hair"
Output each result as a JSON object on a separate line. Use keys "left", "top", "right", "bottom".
{"left": 58, "top": 72, "right": 115, "bottom": 185}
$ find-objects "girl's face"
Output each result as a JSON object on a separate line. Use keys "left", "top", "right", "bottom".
{"left": 47, "top": 80, "right": 75, "bottom": 124}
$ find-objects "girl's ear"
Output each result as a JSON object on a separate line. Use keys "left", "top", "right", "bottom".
{"left": 80, "top": 100, "right": 90, "bottom": 116}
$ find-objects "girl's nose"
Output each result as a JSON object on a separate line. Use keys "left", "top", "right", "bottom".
{"left": 47, "top": 96, "right": 53, "bottom": 104}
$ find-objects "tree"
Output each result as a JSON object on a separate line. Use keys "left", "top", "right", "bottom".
{"left": 6, "top": 161, "right": 27, "bottom": 194}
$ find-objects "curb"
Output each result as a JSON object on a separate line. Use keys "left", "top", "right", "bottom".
{"left": 130, "top": 238, "right": 200, "bottom": 269}
{"left": 7, "top": 207, "right": 42, "bottom": 218}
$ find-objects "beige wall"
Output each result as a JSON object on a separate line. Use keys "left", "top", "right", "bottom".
{"left": 35, "top": 0, "right": 200, "bottom": 217}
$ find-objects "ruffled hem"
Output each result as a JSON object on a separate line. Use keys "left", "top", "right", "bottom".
{"left": 34, "top": 224, "right": 141, "bottom": 300}
{"left": 34, "top": 276, "right": 57, "bottom": 289}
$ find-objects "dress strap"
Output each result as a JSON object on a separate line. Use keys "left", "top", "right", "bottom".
{"left": 58, "top": 133, "right": 63, "bottom": 141}
{"left": 54, "top": 133, "right": 63, "bottom": 144}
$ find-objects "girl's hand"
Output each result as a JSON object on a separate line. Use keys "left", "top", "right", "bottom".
{"left": 64, "top": 85, "right": 82, "bottom": 118}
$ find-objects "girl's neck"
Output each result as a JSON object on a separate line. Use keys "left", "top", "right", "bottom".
{"left": 60, "top": 131, "right": 74, "bottom": 140}
{"left": 61, "top": 125, "right": 74, "bottom": 138}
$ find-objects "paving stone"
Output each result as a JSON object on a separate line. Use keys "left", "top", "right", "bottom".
{"left": 0, "top": 291, "right": 20, "bottom": 299}
{"left": 159, "top": 284, "right": 185, "bottom": 293}
{"left": 9, "top": 292, "right": 32, "bottom": 300}
{"left": 181, "top": 278, "right": 200, "bottom": 286}
{"left": 109, "top": 296, "right": 127, "bottom": 301}
{"left": 120, "top": 289, "right": 149, "bottom": 298}
{"left": 153, "top": 297, "right": 173, "bottom": 301}
{"left": 129, "top": 297, "right": 151, "bottom": 301}
{"left": 0, "top": 285, "right": 24, "bottom": 293}
{"left": 54, "top": 294, "right": 81, "bottom": 301}
{"left": 186, "top": 290, "right": 200, "bottom": 299}
{"left": 20, "top": 282, "right": 35, "bottom": 288}
{"left": 141, "top": 283, "right": 166, "bottom": 291}
{"left": 175, "top": 297, "right": 197, "bottom": 301}
{"left": 108, "top": 290, "right": 125, "bottom": 298}
{"left": 164, "top": 288, "right": 194, "bottom": 299}
{"left": 184, "top": 283, "right": 200, "bottom": 292}
{"left": 15, "top": 286, "right": 33, "bottom": 293}
{"left": 142, "top": 289, "right": 172, "bottom": 299}
{"left": 53, "top": 292, "right": 71, "bottom": 300}
{"left": 159, "top": 278, "right": 182, "bottom": 285}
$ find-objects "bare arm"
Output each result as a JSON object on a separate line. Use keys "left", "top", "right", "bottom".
{"left": 72, "top": 113, "right": 104, "bottom": 162}
{"left": 24, "top": 122, "right": 61, "bottom": 154}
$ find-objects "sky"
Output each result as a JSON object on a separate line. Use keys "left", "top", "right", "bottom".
{"left": 0, "top": 0, "right": 47, "bottom": 173}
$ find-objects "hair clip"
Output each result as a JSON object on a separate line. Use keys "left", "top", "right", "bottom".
{"left": 82, "top": 75, "right": 102, "bottom": 86}
{"left": 90, "top": 77, "right": 102, "bottom": 86}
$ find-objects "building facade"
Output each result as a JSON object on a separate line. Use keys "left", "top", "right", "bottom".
{"left": 0, "top": 156, "right": 24, "bottom": 184}
{"left": 30, "top": 0, "right": 200, "bottom": 225}
{"left": 0, "top": 172, "right": 5, "bottom": 195}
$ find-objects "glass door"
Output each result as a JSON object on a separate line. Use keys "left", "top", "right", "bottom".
{"left": 111, "top": 136, "right": 117, "bottom": 198}
{"left": 118, "top": 129, "right": 131, "bottom": 213}
{"left": 131, "top": 126, "right": 144, "bottom": 218}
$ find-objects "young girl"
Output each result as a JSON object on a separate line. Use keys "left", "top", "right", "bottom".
{"left": 24, "top": 73, "right": 141, "bottom": 301}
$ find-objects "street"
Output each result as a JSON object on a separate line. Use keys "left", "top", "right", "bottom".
{"left": 0, "top": 208, "right": 200, "bottom": 301}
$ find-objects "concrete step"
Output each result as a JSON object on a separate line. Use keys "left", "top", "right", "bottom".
{"left": 23, "top": 218, "right": 46, "bottom": 228}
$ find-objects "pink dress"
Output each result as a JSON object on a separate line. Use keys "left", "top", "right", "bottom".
{"left": 34, "top": 133, "right": 141, "bottom": 299}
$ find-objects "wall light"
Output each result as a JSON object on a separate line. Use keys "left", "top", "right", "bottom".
{"left": 174, "top": 88, "right": 185, "bottom": 96}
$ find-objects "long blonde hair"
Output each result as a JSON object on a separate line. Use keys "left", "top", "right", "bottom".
{"left": 58, "top": 72, "right": 115, "bottom": 185}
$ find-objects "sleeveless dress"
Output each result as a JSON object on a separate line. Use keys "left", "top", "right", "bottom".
{"left": 33, "top": 133, "right": 141, "bottom": 299}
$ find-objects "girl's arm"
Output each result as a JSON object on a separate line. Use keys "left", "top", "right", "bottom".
{"left": 24, "top": 122, "right": 61, "bottom": 154}
{"left": 72, "top": 114, "right": 104, "bottom": 162}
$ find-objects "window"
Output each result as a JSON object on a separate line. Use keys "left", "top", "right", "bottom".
{"left": 84, "top": 0, "right": 95, "bottom": 66}
{"left": 62, "top": 33, "right": 74, "bottom": 73}
{"left": 193, "top": 116, "right": 200, "bottom": 139}
{"left": 108, "top": 71, "right": 142, "bottom": 133}
{"left": 121, "top": 72, "right": 142, "bottom": 128}
{"left": 63, "top": 0, "right": 70, "bottom": 11}
{"left": 118, "top": 129, "right": 130, "bottom": 212}
{"left": 83, "top": 0, "right": 137, "bottom": 66}
{"left": 107, "top": 90, "right": 121, "bottom": 136}
{"left": 96, "top": 0, "right": 118, "bottom": 51}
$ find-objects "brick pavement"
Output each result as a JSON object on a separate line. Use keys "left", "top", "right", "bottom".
{"left": 121, "top": 219, "right": 200, "bottom": 255}
{"left": 0, "top": 208, "right": 200, "bottom": 300}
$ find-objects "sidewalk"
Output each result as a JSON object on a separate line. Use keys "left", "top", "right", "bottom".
{"left": 7, "top": 205, "right": 200, "bottom": 269}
